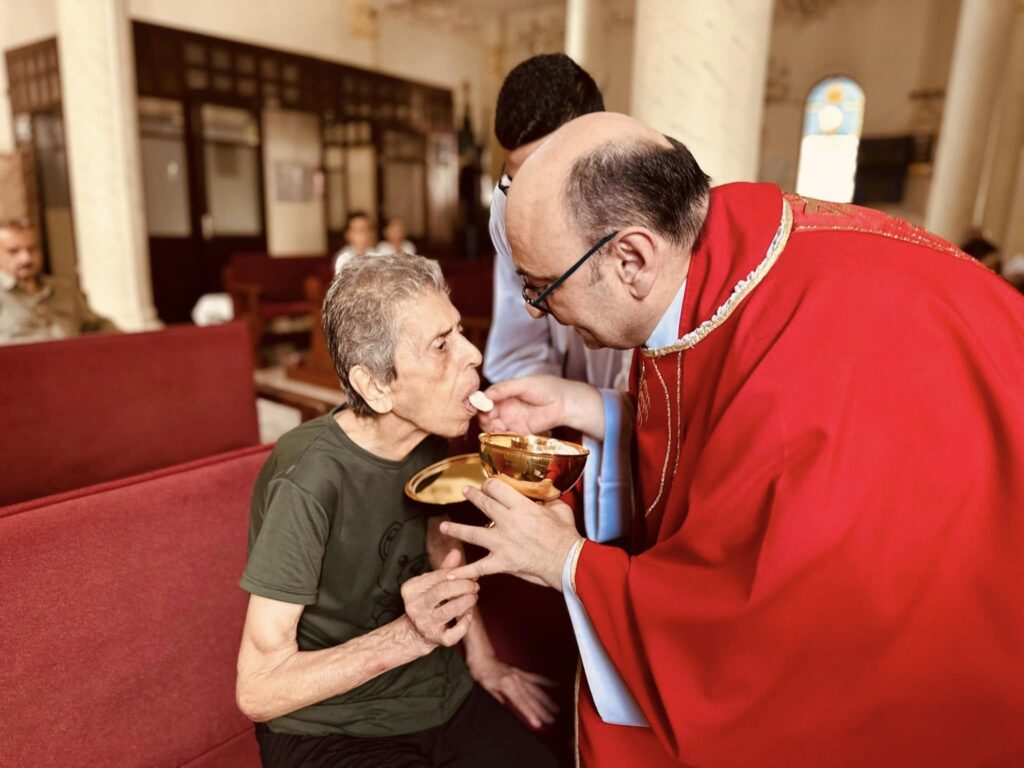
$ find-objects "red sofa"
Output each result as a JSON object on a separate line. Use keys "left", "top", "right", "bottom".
{"left": 0, "top": 323, "right": 260, "bottom": 506}
{"left": 0, "top": 445, "right": 270, "bottom": 767}
{"left": 0, "top": 320, "right": 576, "bottom": 765}
{"left": 0, "top": 323, "right": 268, "bottom": 766}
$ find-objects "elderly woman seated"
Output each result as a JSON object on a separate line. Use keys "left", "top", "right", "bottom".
{"left": 235, "top": 252, "right": 557, "bottom": 768}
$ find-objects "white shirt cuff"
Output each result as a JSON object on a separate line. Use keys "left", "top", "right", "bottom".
{"left": 562, "top": 539, "right": 648, "bottom": 727}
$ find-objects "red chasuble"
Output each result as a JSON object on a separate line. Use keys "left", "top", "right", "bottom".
{"left": 573, "top": 183, "right": 1024, "bottom": 767}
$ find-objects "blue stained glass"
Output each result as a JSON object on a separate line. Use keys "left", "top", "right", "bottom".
{"left": 802, "top": 76, "right": 865, "bottom": 137}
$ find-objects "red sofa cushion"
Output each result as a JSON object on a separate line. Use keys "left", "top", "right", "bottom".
{"left": 0, "top": 444, "right": 271, "bottom": 767}
{"left": 0, "top": 323, "right": 260, "bottom": 506}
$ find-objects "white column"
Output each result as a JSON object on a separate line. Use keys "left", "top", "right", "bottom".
{"left": 924, "top": 0, "right": 1017, "bottom": 244}
{"left": 56, "top": 0, "right": 159, "bottom": 331}
{"left": 1004, "top": 148, "right": 1024, "bottom": 260}
{"left": 977, "top": 8, "right": 1024, "bottom": 249}
{"left": 565, "top": 0, "right": 605, "bottom": 76}
{"left": 629, "top": 0, "right": 774, "bottom": 184}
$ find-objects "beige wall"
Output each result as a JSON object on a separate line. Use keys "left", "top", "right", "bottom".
{"left": 0, "top": 0, "right": 494, "bottom": 257}
{"left": 262, "top": 108, "right": 326, "bottom": 256}
{"left": 760, "top": 0, "right": 960, "bottom": 206}
{"left": 129, "top": 0, "right": 490, "bottom": 143}
{"left": 0, "top": 0, "right": 492, "bottom": 154}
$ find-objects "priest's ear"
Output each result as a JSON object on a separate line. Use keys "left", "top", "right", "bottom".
{"left": 348, "top": 365, "right": 393, "bottom": 414}
{"left": 612, "top": 228, "right": 659, "bottom": 299}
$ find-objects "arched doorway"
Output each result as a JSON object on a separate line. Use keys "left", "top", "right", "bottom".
{"left": 795, "top": 76, "right": 865, "bottom": 203}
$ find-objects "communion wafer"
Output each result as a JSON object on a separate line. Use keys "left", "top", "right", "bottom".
{"left": 469, "top": 391, "right": 494, "bottom": 412}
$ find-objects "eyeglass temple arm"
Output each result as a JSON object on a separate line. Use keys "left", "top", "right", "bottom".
{"left": 528, "top": 231, "right": 619, "bottom": 308}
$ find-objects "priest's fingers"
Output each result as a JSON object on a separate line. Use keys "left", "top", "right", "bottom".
{"left": 482, "top": 377, "right": 535, "bottom": 403}
{"left": 444, "top": 554, "right": 504, "bottom": 581}
{"left": 439, "top": 520, "right": 500, "bottom": 552}
{"left": 480, "top": 477, "right": 533, "bottom": 509}
{"left": 460, "top": 485, "right": 511, "bottom": 523}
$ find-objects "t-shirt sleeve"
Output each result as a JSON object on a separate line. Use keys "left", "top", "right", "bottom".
{"left": 239, "top": 478, "right": 331, "bottom": 605}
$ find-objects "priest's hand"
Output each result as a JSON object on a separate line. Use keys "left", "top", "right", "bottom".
{"left": 440, "top": 478, "right": 583, "bottom": 591}
{"left": 478, "top": 375, "right": 605, "bottom": 441}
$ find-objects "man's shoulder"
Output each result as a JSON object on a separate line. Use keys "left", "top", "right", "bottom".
{"left": 261, "top": 415, "right": 348, "bottom": 496}
{"left": 40, "top": 274, "right": 82, "bottom": 293}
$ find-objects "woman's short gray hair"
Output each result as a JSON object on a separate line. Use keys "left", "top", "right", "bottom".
{"left": 323, "top": 253, "right": 448, "bottom": 417}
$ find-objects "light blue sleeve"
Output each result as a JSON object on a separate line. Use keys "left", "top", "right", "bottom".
{"left": 581, "top": 389, "right": 634, "bottom": 543}
{"left": 562, "top": 541, "right": 649, "bottom": 727}
{"left": 483, "top": 189, "right": 563, "bottom": 382}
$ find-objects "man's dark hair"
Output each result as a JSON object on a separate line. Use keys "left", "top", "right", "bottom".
{"left": 565, "top": 136, "right": 711, "bottom": 255}
{"left": 495, "top": 54, "right": 604, "bottom": 151}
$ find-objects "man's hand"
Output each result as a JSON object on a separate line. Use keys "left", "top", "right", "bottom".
{"left": 440, "top": 479, "right": 582, "bottom": 590}
{"left": 401, "top": 550, "right": 478, "bottom": 651}
{"left": 479, "top": 376, "right": 605, "bottom": 440}
{"left": 468, "top": 653, "right": 559, "bottom": 729}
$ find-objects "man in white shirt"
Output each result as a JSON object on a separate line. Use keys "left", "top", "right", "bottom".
{"left": 484, "top": 54, "right": 631, "bottom": 390}
{"left": 334, "top": 211, "right": 376, "bottom": 273}
{"left": 375, "top": 217, "right": 417, "bottom": 256}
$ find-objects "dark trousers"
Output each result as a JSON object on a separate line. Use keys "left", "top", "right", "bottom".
{"left": 255, "top": 685, "right": 560, "bottom": 768}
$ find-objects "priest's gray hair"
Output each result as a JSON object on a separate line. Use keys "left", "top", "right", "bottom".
{"left": 563, "top": 136, "right": 711, "bottom": 278}
{"left": 323, "top": 252, "right": 448, "bottom": 417}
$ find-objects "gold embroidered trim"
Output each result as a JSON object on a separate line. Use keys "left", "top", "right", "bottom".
{"left": 574, "top": 659, "right": 582, "bottom": 768}
{"left": 641, "top": 197, "right": 793, "bottom": 358}
{"left": 636, "top": 358, "right": 651, "bottom": 427}
{"left": 672, "top": 351, "right": 683, "bottom": 481}
{"left": 568, "top": 537, "right": 586, "bottom": 593}
{"left": 645, "top": 360, "right": 672, "bottom": 518}
{"left": 791, "top": 223, "right": 986, "bottom": 268}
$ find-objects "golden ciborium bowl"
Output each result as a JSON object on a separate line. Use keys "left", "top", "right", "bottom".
{"left": 478, "top": 432, "right": 590, "bottom": 502}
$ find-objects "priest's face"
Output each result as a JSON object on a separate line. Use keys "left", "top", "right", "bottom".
{"left": 512, "top": 229, "right": 640, "bottom": 350}
{"left": 388, "top": 289, "right": 483, "bottom": 437}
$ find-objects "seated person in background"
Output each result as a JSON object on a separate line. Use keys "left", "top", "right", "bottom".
{"left": 0, "top": 218, "right": 117, "bottom": 345}
{"left": 333, "top": 211, "right": 376, "bottom": 273}
{"left": 376, "top": 216, "right": 417, "bottom": 255}
{"left": 236, "top": 252, "right": 558, "bottom": 768}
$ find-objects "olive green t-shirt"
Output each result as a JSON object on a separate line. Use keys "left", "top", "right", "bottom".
{"left": 240, "top": 406, "right": 473, "bottom": 736}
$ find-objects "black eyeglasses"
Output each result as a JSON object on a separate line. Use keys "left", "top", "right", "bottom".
{"left": 497, "top": 170, "right": 512, "bottom": 196}
{"left": 521, "top": 231, "right": 619, "bottom": 313}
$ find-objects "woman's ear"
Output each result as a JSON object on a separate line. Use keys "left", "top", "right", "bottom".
{"left": 348, "top": 365, "right": 393, "bottom": 414}
{"left": 614, "top": 230, "right": 659, "bottom": 299}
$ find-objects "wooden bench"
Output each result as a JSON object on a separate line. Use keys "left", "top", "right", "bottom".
{"left": 223, "top": 253, "right": 334, "bottom": 362}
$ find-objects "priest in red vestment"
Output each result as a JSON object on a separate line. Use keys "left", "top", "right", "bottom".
{"left": 439, "top": 113, "right": 1024, "bottom": 768}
